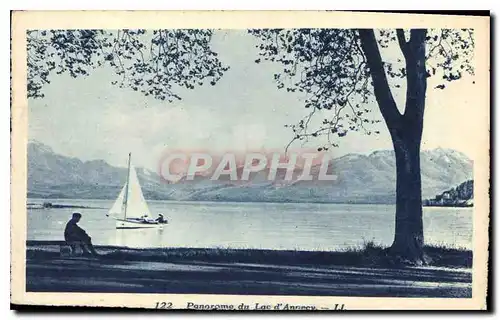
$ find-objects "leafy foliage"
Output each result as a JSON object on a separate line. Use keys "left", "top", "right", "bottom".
{"left": 250, "top": 29, "right": 375, "bottom": 151}
{"left": 249, "top": 28, "right": 475, "bottom": 150}
{"left": 27, "top": 28, "right": 474, "bottom": 150}
{"left": 425, "top": 29, "right": 475, "bottom": 86}
{"left": 27, "top": 29, "right": 229, "bottom": 101}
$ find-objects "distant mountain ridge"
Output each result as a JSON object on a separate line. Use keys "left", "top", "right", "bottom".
{"left": 27, "top": 140, "right": 166, "bottom": 200}
{"left": 27, "top": 140, "right": 473, "bottom": 204}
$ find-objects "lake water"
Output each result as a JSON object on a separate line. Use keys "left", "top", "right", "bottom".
{"left": 27, "top": 199, "right": 473, "bottom": 251}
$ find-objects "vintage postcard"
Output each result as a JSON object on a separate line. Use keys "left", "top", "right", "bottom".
{"left": 11, "top": 11, "right": 490, "bottom": 310}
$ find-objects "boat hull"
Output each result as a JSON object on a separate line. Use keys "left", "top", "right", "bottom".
{"left": 115, "top": 218, "right": 166, "bottom": 229}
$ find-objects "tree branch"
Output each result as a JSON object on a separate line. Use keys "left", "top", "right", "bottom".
{"left": 396, "top": 29, "right": 408, "bottom": 57}
{"left": 357, "top": 29, "right": 402, "bottom": 126}
{"left": 403, "top": 29, "right": 427, "bottom": 124}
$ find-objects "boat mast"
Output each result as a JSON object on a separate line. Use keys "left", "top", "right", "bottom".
{"left": 123, "top": 152, "right": 131, "bottom": 220}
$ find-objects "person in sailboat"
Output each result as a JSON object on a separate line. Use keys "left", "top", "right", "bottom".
{"left": 155, "top": 213, "right": 167, "bottom": 224}
{"left": 64, "top": 212, "right": 99, "bottom": 257}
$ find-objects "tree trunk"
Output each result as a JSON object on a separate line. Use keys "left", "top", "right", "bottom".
{"left": 389, "top": 30, "right": 428, "bottom": 264}
{"left": 358, "top": 28, "right": 428, "bottom": 264}
{"left": 389, "top": 124, "right": 425, "bottom": 264}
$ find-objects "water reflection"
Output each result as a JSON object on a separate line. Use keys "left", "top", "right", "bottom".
{"left": 114, "top": 228, "right": 165, "bottom": 248}
{"left": 27, "top": 199, "right": 473, "bottom": 251}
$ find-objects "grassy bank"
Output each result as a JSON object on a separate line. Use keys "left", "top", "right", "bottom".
{"left": 26, "top": 240, "right": 471, "bottom": 268}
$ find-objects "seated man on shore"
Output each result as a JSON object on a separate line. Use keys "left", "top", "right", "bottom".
{"left": 64, "top": 212, "right": 99, "bottom": 257}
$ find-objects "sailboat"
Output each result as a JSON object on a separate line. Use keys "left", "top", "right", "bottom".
{"left": 107, "top": 153, "right": 167, "bottom": 229}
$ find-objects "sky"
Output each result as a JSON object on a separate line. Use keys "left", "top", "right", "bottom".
{"left": 28, "top": 30, "right": 480, "bottom": 171}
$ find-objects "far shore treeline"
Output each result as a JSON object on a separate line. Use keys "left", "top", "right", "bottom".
{"left": 423, "top": 180, "right": 473, "bottom": 208}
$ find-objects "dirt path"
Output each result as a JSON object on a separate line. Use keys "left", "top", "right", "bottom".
{"left": 25, "top": 244, "right": 472, "bottom": 297}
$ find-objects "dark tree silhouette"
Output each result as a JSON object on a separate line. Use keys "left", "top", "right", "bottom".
{"left": 250, "top": 28, "right": 475, "bottom": 264}
{"left": 27, "top": 29, "right": 229, "bottom": 100}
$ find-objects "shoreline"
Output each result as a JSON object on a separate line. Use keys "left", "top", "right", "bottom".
{"left": 27, "top": 201, "right": 105, "bottom": 210}
{"left": 27, "top": 197, "right": 397, "bottom": 205}
{"left": 423, "top": 204, "right": 473, "bottom": 208}
{"left": 25, "top": 241, "right": 472, "bottom": 297}
{"left": 27, "top": 205, "right": 105, "bottom": 210}
{"left": 26, "top": 198, "right": 474, "bottom": 208}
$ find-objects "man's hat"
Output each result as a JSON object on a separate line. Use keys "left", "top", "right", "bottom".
{"left": 72, "top": 212, "right": 82, "bottom": 218}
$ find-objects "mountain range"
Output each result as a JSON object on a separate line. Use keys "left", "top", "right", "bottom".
{"left": 27, "top": 140, "right": 473, "bottom": 204}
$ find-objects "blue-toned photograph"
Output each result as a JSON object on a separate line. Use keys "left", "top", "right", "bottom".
{"left": 23, "top": 24, "right": 481, "bottom": 300}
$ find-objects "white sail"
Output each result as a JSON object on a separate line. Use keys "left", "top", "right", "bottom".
{"left": 108, "top": 153, "right": 154, "bottom": 224}
{"left": 123, "top": 163, "right": 152, "bottom": 219}
{"left": 108, "top": 184, "right": 127, "bottom": 217}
